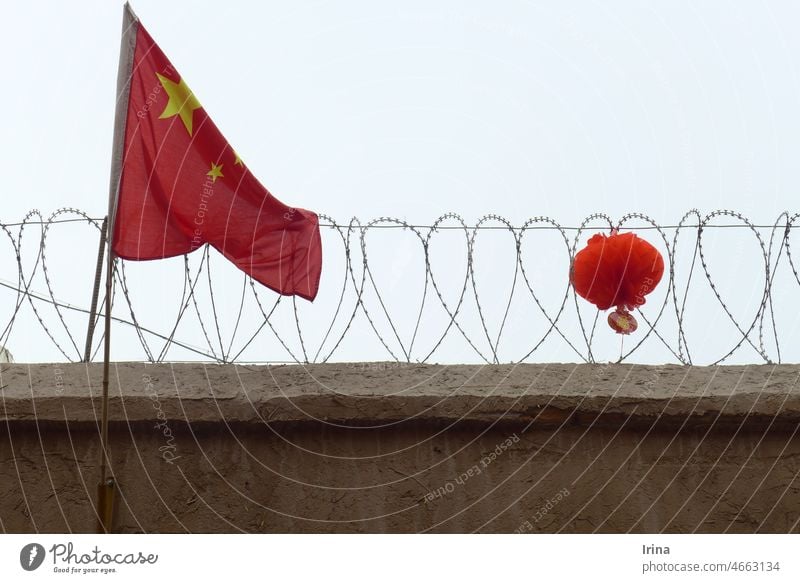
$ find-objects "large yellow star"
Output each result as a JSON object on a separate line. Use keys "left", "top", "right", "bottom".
{"left": 207, "top": 162, "right": 224, "bottom": 182}
{"left": 157, "top": 73, "right": 202, "bottom": 135}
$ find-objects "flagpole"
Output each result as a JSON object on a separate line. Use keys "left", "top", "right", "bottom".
{"left": 96, "top": 2, "right": 139, "bottom": 534}
{"left": 84, "top": 217, "right": 107, "bottom": 362}
{"left": 96, "top": 239, "right": 116, "bottom": 533}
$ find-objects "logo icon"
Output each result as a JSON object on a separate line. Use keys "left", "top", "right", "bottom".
{"left": 19, "top": 543, "right": 46, "bottom": 571}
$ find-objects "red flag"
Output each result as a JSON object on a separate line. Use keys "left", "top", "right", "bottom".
{"left": 109, "top": 5, "right": 321, "bottom": 300}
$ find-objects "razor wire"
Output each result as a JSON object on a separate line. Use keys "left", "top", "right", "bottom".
{"left": 0, "top": 207, "right": 798, "bottom": 365}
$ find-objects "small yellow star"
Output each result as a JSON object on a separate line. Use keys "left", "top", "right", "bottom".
{"left": 234, "top": 151, "right": 244, "bottom": 167}
{"left": 157, "top": 73, "right": 202, "bottom": 135}
{"left": 207, "top": 162, "right": 224, "bottom": 182}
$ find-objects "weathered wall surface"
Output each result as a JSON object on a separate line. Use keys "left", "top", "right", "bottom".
{"left": 1, "top": 362, "right": 799, "bottom": 533}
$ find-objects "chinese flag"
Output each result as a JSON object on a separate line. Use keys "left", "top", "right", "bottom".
{"left": 109, "top": 4, "right": 321, "bottom": 301}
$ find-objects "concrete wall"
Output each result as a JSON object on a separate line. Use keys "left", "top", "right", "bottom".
{"left": 1, "top": 362, "right": 799, "bottom": 533}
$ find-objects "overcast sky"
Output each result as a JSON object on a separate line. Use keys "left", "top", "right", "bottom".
{"left": 2, "top": 1, "right": 799, "bottom": 364}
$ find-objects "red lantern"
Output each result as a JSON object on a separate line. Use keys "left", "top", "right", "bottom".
{"left": 570, "top": 230, "right": 664, "bottom": 334}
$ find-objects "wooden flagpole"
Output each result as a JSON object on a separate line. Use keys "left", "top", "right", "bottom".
{"left": 96, "top": 234, "right": 115, "bottom": 533}
{"left": 96, "top": 2, "right": 139, "bottom": 534}
{"left": 84, "top": 217, "right": 107, "bottom": 363}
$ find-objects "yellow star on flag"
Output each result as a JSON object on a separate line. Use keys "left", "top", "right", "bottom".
{"left": 157, "top": 73, "right": 202, "bottom": 135}
{"left": 234, "top": 151, "right": 244, "bottom": 167}
{"left": 207, "top": 162, "right": 224, "bottom": 182}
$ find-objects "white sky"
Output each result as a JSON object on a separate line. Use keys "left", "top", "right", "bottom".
{"left": 2, "top": 1, "right": 800, "bottom": 364}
